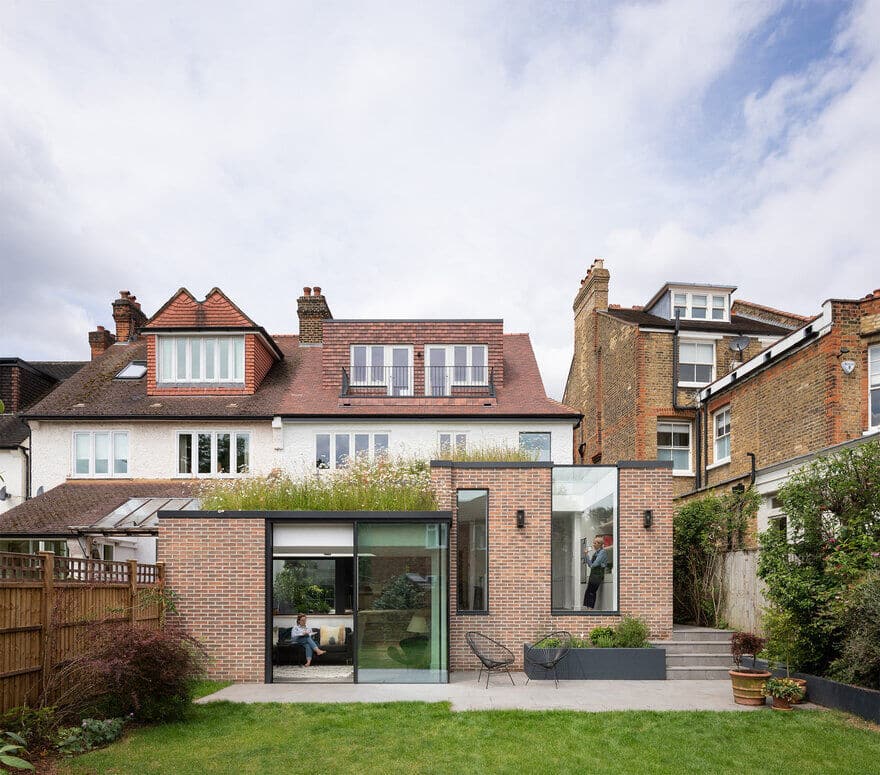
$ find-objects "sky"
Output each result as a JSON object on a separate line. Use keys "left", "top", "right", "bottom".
{"left": 1, "top": 0, "right": 878, "bottom": 400}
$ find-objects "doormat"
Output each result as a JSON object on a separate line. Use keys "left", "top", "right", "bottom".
{"left": 274, "top": 664, "right": 354, "bottom": 682}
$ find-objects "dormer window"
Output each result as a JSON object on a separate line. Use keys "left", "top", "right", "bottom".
{"left": 670, "top": 291, "right": 729, "bottom": 322}
{"left": 158, "top": 335, "right": 245, "bottom": 384}
{"left": 426, "top": 345, "right": 488, "bottom": 396}
{"left": 350, "top": 345, "right": 413, "bottom": 396}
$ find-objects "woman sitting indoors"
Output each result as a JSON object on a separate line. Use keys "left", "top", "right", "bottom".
{"left": 292, "top": 614, "right": 327, "bottom": 666}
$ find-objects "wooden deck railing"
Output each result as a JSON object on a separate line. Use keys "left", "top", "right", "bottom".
{"left": 0, "top": 551, "right": 165, "bottom": 713}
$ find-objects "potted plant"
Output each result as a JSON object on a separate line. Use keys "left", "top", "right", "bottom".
{"left": 762, "top": 677, "right": 806, "bottom": 711}
{"left": 762, "top": 606, "right": 807, "bottom": 702}
{"left": 728, "top": 631, "right": 771, "bottom": 706}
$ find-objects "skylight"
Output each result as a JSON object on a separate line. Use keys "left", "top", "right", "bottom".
{"left": 116, "top": 361, "right": 147, "bottom": 380}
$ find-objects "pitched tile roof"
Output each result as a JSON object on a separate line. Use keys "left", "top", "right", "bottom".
{"left": 603, "top": 308, "right": 791, "bottom": 336}
{"left": 25, "top": 334, "right": 579, "bottom": 420}
{"left": 0, "top": 480, "right": 199, "bottom": 536}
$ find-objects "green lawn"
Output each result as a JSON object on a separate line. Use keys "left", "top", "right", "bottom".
{"left": 59, "top": 702, "right": 878, "bottom": 775}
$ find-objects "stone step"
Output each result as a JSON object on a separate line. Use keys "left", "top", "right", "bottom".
{"left": 666, "top": 653, "right": 735, "bottom": 667}
{"left": 650, "top": 640, "right": 732, "bottom": 655}
{"left": 667, "top": 629, "right": 734, "bottom": 643}
{"left": 666, "top": 666, "right": 732, "bottom": 680}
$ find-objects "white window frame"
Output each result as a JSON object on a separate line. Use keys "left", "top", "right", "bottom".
{"left": 71, "top": 431, "right": 130, "bottom": 478}
{"left": 175, "top": 430, "right": 252, "bottom": 477}
{"left": 438, "top": 431, "right": 468, "bottom": 456}
{"left": 349, "top": 345, "right": 413, "bottom": 396}
{"left": 713, "top": 406, "right": 731, "bottom": 465}
{"left": 869, "top": 344, "right": 880, "bottom": 430}
{"left": 670, "top": 290, "right": 729, "bottom": 322}
{"left": 157, "top": 335, "right": 246, "bottom": 384}
{"left": 656, "top": 421, "right": 692, "bottom": 475}
{"left": 678, "top": 340, "right": 716, "bottom": 387}
{"left": 425, "top": 344, "right": 489, "bottom": 396}
{"left": 315, "top": 431, "right": 391, "bottom": 469}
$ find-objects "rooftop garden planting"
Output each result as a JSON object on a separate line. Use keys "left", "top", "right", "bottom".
{"left": 434, "top": 443, "right": 538, "bottom": 463}
{"left": 200, "top": 456, "right": 438, "bottom": 512}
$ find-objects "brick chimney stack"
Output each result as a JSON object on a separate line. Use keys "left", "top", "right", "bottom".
{"left": 88, "top": 326, "right": 116, "bottom": 359}
{"left": 112, "top": 291, "right": 148, "bottom": 343}
{"left": 297, "top": 286, "right": 333, "bottom": 344}
{"left": 574, "top": 258, "right": 610, "bottom": 317}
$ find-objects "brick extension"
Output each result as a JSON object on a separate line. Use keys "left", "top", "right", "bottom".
{"left": 157, "top": 462, "right": 672, "bottom": 679}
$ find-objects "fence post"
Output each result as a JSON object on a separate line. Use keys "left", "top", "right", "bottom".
{"left": 127, "top": 559, "right": 138, "bottom": 624}
{"left": 38, "top": 551, "right": 55, "bottom": 696}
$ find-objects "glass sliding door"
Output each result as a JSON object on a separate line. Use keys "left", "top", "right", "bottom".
{"left": 356, "top": 522, "right": 448, "bottom": 683}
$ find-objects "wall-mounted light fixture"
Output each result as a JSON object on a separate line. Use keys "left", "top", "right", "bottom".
{"left": 516, "top": 509, "right": 526, "bottom": 529}
{"left": 643, "top": 509, "right": 653, "bottom": 529}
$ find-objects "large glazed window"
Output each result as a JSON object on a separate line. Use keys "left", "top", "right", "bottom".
{"left": 870, "top": 344, "right": 880, "bottom": 429}
{"left": 519, "top": 432, "right": 551, "bottom": 462}
{"left": 456, "top": 490, "right": 488, "bottom": 612}
{"left": 272, "top": 558, "right": 353, "bottom": 615}
{"left": 551, "top": 467, "right": 617, "bottom": 612}
{"left": 177, "top": 431, "right": 250, "bottom": 475}
{"left": 157, "top": 335, "right": 245, "bottom": 384}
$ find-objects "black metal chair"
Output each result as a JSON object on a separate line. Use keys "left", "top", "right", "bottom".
{"left": 524, "top": 631, "right": 573, "bottom": 688}
{"left": 465, "top": 631, "right": 516, "bottom": 688}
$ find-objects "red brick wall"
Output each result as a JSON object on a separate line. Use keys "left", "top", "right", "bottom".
{"left": 0, "top": 364, "right": 57, "bottom": 413}
{"left": 158, "top": 516, "right": 265, "bottom": 681}
{"left": 433, "top": 462, "right": 673, "bottom": 669}
{"left": 322, "top": 321, "right": 505, "bottom": 391}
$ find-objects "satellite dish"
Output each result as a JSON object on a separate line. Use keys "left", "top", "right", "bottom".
{"left": 36, "top": 486, "right": 44, "bottom": 496}
{"left": 728, "top": 336, "right": 751, "bottom": 355}
{"left": 0, "top": 486, "right": 7, "bottom": 501}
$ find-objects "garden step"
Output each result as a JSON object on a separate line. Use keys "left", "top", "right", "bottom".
{"left": 666, "top": 653, "right": 735, "bottom": 667}
{"left": 650, "top": 640, "right": 732, "bottom": 655}
{"left": 666, "top": 666, "right": 732, "bottom": 680}
{"left": 667, "top": 628, "right": 735, "bottom": 643}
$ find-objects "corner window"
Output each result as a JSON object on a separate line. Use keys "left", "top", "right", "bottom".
{"left": 426, "top": 345, "right": 488, "bottom": 396}
{"left": 457, "top": 490, "right": 488, "bottom": 612}
{"left": 551, "top": 467, "right": 617, "bottom": 612}
{"left": 350, "top": 345, "right": 413, "bottom": 396}
{"left": 869, "top": 344, "right": 880, "bottom": 429}
{"left": 72, "top": 431, "right": 129, "bottom": 478}
{"left": 678, "top": 341, "right": 715, "bottom": 386}
{"left": 177, "top": 431, "right": 250, "bottom": 475}
{"left": 439, "top": 432, "right": 468, "bottom": 456}
{"left": 657, "top": 422, "right": 691, "bottom": 472}
{"left": 714, "top": 407, "right": 731, "bottom": 463}
{"left": 157, "top": 336, "right": 245, "bottom": 384}
{"left": 519, "top": 432, "right": 551, "bottom": 462}
{"left": 315, "top": 432, "right": 390, "bottom": 469}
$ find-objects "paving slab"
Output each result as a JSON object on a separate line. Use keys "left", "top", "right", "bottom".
{"left": 196, "top": 672, "right": 812, "bottom": 712}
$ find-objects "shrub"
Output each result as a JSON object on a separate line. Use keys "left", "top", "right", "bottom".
{"left": 592, "top": 632, "right": 616, "bottom": 648}
{"left": 200, "top": 457, "right": 437, "bottom": 511}
{"left": 435, "top": 444, "right": 537, "bottom": 463}
{"left": 0, "top": 707, "right": 57, "bottom": 751}
{"left": 273, "top": 564, "right": 332, "bottom": 613}
{"left": 730, "top": 631, "right": 765, "bottom": 670}
{"left": 0, "top": 731, "right": 33, "bottom": 771}
{"left": 673, "top": 489, "right": 757, "bottom": 627}
{"left": 758, "top": 440, "right": 880, "bottom": 676}
{"left": 613, "top": 617, "right": 650, "bottom": 648}
{"left": 55, "top": 718, "right": 125, "bottom": 755}
{"left": 589, "top": 627, "right": 615, "bottom": 646}
{"left": 372, "top": 574, "right": 427, "bottom": 610}
{"left": 47, "top": 623, "right": 207, "bottom": 723}
{"left": 761, "top": 604, "right": 799, "bottom": 676}
{"left": 829, "top": 573, "right": 880, "bottom": 690}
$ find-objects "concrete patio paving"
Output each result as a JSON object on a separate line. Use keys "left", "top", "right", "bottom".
{"left": 197, "top": 671, "right": 796, "bottom": 712}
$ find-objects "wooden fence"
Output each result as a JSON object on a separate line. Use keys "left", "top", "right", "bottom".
{"left": 0, "top": 551, "right": 165, "bottom": 713}
{"left": 720, "top": 548, "right": 767, "bottom": 634}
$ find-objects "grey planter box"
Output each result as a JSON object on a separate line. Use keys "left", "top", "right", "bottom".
{"left": 756, "top": 659, "right": 880, "bottom": 724}
{"left": 523, "top": 646, "right": 666, "bottom": 680}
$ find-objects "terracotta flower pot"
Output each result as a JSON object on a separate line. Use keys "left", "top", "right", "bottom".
{"left": 771, "top": 695, "right": 794, "bottom": 711}
{"left": 729, "top": 669, "right": 772, "bottom": 706}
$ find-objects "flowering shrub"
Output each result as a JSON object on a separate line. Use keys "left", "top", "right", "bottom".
{"left": 201, "top": 456, "right": 437, "bottom": 511}
{"left": 762, "top": 677, "right": 805, "bottom": 703}
{"left": 435, "top": 443, "right": 537, "bottom": 463}
{"left": 730, "top": 631, "right": 765, "bottom": 670}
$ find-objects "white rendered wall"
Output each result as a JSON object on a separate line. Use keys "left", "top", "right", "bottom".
{"left": 0, "top": 448, "right": 26, "bottom": 514}
{"left": 29, "top": 420, "right": 278, "bottom": 493}
{"left": 280, "top": 418, "right": 574, "bottom": 475}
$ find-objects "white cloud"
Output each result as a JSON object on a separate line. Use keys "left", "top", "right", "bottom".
{"left": 0, "top": 0, "right": 877, "bottom": 399}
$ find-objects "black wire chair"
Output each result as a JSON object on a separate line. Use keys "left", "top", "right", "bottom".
{"left": 465, "top": 631, "right": 516, "bottom": 688}
{"left": 524, "top": 631, "right": 573, "bottom": 688}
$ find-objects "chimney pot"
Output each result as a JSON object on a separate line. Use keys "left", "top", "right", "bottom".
{"left": 313, "top": 286, "right": 321, "bottom": 296}
{"left": 303, "top": 287, "right": 312, "bottom": 297}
